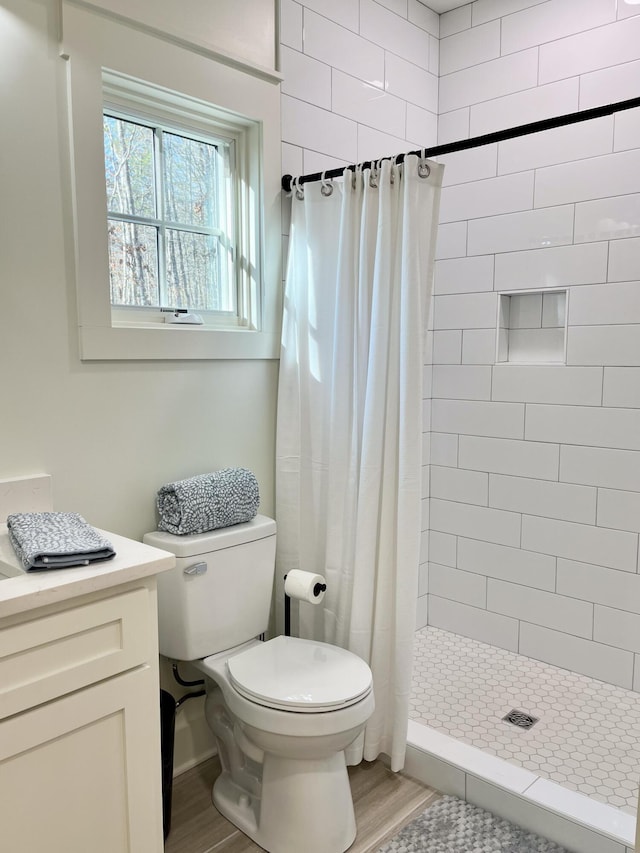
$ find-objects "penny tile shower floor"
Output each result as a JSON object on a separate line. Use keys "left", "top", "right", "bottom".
{"left": 410, "top": 626, "right": 640, "bottom": 815}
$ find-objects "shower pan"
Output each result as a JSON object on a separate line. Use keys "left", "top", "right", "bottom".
{"left": 406, "top": 626, "right": 637, "bottom": 852}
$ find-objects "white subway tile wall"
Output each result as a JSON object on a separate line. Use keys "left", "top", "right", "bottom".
{"left": 429, "top": 0, "right": 640, "bottom": 689}
{"left": 614, "top": 100, "right": 640, "bottom": 151}
{"left": 538, "top": 14, "right": 640, "bottom": 84}
{"left": 469, "top": 78, "right": 579, "bottom": 138}
{"left": 494, "top": 243, "right": 609, "bottom": 290}
{"left": 282, "top": 0, "right": 640, "bottom": 690}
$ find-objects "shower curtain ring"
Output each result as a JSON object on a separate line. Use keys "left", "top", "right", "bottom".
{"left": 390, "top": 155, "right": 397, "bottom": 184}
{"left": 418, "top": 148, "right": 430, "bottom": 179}
{"left": 369, "top": 160, "right": 379, "bottom": 189}
{"left": 293, "top": 176, "right": 305, "bottom": 200}
{"left": 320, "top": 171, "right": 334, "bottom": 196}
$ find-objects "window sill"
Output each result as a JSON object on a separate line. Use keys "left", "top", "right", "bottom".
{"left": 79, "top": 324, "right": 280, "bottom": 361}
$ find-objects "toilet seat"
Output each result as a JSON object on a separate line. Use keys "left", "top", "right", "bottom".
{"left": 227, "top": 635, "right": 372, "bottom": 713}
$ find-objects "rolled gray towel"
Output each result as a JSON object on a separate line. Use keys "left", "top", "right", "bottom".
{"left": 7, "top": 512, "right": 115, "bottom": 571}
{"left": 156, "top": 468, "right": 260, "bottom": 535}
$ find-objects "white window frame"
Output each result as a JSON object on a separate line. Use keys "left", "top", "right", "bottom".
{"left": 62, "top": 1, "right": 282, "bottom": 360}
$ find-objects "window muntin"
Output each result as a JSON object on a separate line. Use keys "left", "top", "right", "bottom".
{"left": 103, "top": 112, "right": 236, "bottom": 317}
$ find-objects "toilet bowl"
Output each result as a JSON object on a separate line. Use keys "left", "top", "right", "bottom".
{"left": 144, "top": 516, "right": 374, "bottom": 853}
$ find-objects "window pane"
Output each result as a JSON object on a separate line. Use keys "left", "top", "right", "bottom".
{"left": 163, "top": 133, "right": 218, "bottom": 228}
{"left": 108, "top": 220, "right": 159, "bottom": 306}
{"left": 166, "top": 229, "right": 232, "bottom": 311}
{"left": 104, "top": 116, "right": 155, "bottom": 218}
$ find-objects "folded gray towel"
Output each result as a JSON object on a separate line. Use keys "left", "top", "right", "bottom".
{"left": 7, "top": 512, "right": 116, "bottom": 571}
{"left": 157, "top": 468, "right": 259, "bottom": 535}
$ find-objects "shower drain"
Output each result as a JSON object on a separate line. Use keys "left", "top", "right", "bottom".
{"left": 502, "top": 709, "right": 539, "bottom": 730}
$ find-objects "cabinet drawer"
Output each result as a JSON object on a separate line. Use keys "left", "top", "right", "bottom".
{"left": 0, "top": 587, "right": 151, "bottom": 719}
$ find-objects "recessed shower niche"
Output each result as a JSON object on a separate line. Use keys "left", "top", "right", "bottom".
{"left": 496, "top": 289, "right": 568, "bottom": 364}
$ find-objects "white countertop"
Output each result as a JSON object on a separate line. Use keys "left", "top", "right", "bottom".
{"left": 0, "top": 524, "right": 175, "bottom": 619}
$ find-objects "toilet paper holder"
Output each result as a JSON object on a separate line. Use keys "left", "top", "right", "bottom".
{"left": 283, "top": 572, "right": 327, "bottom": 636}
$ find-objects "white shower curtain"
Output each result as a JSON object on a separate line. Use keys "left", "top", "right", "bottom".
{"left": 276, "top": 155, "right": 443, "bottom": 771}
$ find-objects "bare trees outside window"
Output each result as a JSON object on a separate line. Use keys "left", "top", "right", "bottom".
{"left": 103, "top": 114, "right": 235, "bottom": 314}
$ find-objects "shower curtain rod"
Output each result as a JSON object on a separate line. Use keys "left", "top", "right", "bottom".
{"left": 281, "top": 95, "right": 640, "bottom": 193}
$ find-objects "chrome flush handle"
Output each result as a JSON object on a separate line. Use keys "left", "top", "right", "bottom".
{"left": 183, "top": 561, "right": 207, "bottom": 576}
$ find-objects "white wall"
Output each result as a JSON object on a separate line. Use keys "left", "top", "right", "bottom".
{"left": 279, "top": 0, "right": 439, "bottom": 181}
{"left": 0, "top": 0, "right": 279, "bottom": 773}
{"left": 0, "top": 0, "right": 278, "bottom": 541}
{"left": 83, "top": 0, "right": 277, "bottom": 71}
{"left": 423, "top": 0, "right": 640, "bottom": 692}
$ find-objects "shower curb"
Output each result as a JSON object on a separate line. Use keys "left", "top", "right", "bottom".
{"left": 404, "top": 720, "right": 635, "bottom": 853}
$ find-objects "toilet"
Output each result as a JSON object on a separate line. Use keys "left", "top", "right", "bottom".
{"left": 144, "top": 515, "right": 374, "bottom": 853}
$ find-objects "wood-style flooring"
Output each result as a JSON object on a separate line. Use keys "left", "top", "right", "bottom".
{"left": 164, "top": 756, "right": 440, "bottom": 853}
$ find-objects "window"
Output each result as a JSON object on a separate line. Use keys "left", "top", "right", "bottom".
{"left": 103, "top": 112, "right": 237, "bottom": 322}
{"left": 100, "top": 68, "right": 264, "bottom": 336}
{"left": 63, "top": 0, "right": 282, "bottom": 360}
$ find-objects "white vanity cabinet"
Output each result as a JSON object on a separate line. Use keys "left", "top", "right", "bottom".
{"left": 0, "top": 531, "right": 174, "bottom": 853}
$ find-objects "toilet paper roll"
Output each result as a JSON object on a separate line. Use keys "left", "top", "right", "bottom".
{"left": 284, "top": 570, "right": 327, "bottom": 604}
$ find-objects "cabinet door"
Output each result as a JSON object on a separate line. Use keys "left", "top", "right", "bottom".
{"left": 0, "top": 665, "right": 163, "bottom": 853}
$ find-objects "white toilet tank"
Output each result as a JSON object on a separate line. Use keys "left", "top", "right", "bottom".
{"left": 144, "top": 515, "right": 276, "bottom": 661}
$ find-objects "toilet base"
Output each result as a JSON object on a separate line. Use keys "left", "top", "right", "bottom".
{"left": 213, "top": 751, "right": 356, "bottom": 853}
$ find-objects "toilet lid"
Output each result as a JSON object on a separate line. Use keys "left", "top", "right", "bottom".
{"left": 227, "top": 635, "right": 373, "bottom": 712}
